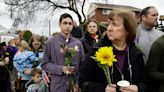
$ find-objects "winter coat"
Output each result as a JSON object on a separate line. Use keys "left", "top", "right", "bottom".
{"left": 79, "top": 36, "right": 148, "bottom": 92}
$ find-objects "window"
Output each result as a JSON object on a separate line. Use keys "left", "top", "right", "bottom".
{"left": 102, "top": 9, "right": 111, "bottom": 15}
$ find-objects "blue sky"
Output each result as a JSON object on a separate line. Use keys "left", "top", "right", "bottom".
{"left": 0, "top": 0, "right": 164, "bottom": 36}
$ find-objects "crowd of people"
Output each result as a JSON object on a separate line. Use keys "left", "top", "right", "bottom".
{"left": 0, "top": 6, "right": 164, "bottom": 92}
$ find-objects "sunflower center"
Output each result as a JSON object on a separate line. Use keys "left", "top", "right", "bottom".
{"left": 103, "top": 55, "right": 110, "bottom": 60}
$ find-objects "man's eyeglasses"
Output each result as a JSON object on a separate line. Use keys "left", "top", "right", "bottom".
{"left": 61, "top": 22, "right": 72, "bottom": 25}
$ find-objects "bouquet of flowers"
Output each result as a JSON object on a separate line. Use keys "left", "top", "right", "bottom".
{"left": 91, "top": 46, "right": 117, "bottom": 85}
{"left": 60, "top": 42, "right": 79, "bottom": 92}
{"left": 64, "top": 45, "right": 79, "bottom": 66}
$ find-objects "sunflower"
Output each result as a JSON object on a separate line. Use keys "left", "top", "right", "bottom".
{"left": 95, "top": 46, "right": 117, "bottom": 67}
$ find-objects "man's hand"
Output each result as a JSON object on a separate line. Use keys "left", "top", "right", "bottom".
{"left": 63, "top": 66, "right": 75, "bottom": 75}
{"left": 72, "top": 84, "right": 80, "bottom": 92}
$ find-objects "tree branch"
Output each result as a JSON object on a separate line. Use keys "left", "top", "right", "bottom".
{"left": 5, "top": 0, "right": 87, "bottom": 25}
{"left": 81, "top": 0, "right": 86, "bottom": 23}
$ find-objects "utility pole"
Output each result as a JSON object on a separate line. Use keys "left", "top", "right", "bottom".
{"left": 49, "top": 19, "right": 51, "bottom": 36}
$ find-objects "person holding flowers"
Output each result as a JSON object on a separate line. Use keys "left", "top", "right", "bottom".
{"left": 79, "top": 10, "right": 148, "bottom": 92}
{"left": 41, "top": 13, "right": 85, "bottom": 92}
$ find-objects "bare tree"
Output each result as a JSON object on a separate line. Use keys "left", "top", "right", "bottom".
{"left": 5, "top": 0, "right": 86, "bottom": 25}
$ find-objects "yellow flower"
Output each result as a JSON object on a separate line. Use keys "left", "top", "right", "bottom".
{"left": 95, "top": 46, "right": 117, "bottom": 67}
{"left": 91, "top": 46, "right": 117, "bottom": 85}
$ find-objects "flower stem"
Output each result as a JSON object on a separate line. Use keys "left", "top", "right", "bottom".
{"left": 68, "top": 75, "right": 75, "bottom": 92}
{"left": 103, "top": 65, "right": 111, "bottom": 86}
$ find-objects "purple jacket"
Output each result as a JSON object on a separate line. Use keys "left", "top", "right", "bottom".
{"left": 41, "top": 34, "right": 85, "bottom": 92}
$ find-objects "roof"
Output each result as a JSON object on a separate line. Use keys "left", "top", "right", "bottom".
{"left": 87, "top": 3, "right": 141, "bottom": 15}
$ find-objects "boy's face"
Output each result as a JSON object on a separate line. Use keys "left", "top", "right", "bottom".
{"left": 59, "top": 17, "right": 73, "bottom": 35}
{"left": 32, "top": 73, "right": 42, "bottom": 84}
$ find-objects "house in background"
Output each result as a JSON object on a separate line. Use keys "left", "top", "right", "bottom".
{"left": 87, "top": 3, "right": 141, "bottom": 26}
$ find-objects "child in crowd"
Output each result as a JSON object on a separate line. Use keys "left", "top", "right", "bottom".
{"left": 26, "top": 68, "right": 49, "bottom": 92}
{"left": 13, "top": 40, "right": 36, "bottom": 92}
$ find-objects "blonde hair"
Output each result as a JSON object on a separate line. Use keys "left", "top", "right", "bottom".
{"left": 19, "top": 40, "right": 31, "bottom": 51}
{"left": 8, "top": 39, "right": 15, "bottom": 45}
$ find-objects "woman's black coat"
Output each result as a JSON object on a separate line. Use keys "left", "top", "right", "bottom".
{"left": 79, "top": 36, "right": 148, "bottom": 92}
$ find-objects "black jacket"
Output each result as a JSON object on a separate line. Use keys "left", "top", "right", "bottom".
{"left": 71, "top": 26, "right": 84, "bottom": 39}
{"left": 147, "top": 35, "right": 164, "bottom": 92}
{"left": 79, "top": 36, "right": 148, "bottom": 92}
{"left": 81, "top": 33, "right": 99, "bottom": 54}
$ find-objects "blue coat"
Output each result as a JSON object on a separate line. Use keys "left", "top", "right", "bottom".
{"left": 13, "top": 50, "right": 36, "bottom": 80}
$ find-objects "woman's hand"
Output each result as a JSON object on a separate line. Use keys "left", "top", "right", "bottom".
{"left": 105, "top": 84, "right": 117, "bottom": 92}
{"left": 119, "top": 84, "right": 138, "bottom": 92}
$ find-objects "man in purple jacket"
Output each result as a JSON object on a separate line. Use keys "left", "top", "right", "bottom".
{"left": 41, "top": 13, "right": 85, "bottom": 92}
